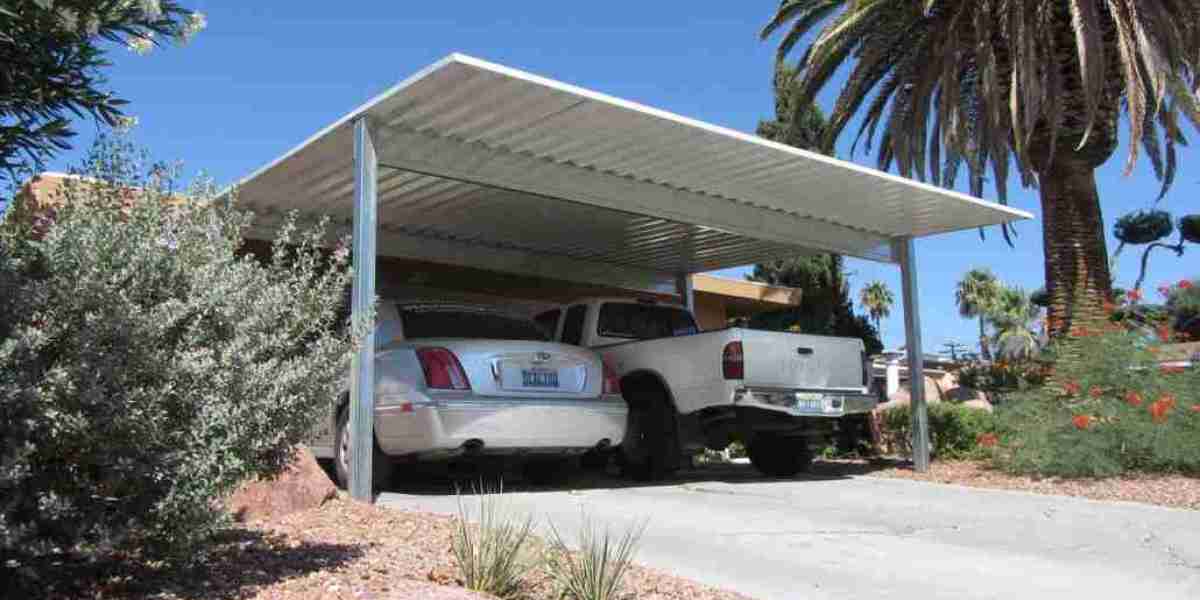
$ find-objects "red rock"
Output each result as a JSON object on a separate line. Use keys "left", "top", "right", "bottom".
{"left": 227, "top": 446, "right": 337, "bottom": 523}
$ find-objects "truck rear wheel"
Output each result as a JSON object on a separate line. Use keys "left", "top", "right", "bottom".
{"left": 620, "top": 388, "right": 680, "bottom": 482}
{"left": 748, "top": 435, "right": 812, "bottom": 478}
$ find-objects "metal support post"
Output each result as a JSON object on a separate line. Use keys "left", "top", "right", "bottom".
{"left": 676, "top": 273, "right": 695, "bottom": 313}
{"left": 895, "top": 237, "right": 930, "bottom": 472}
{"left": 349, "top": 117, "right": 378, "bottom": 500}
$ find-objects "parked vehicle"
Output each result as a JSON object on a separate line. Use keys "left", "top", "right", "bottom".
{"left": 308, "top": 302, "right": 627, "bottom": 488}
{"left": 538, "top": 297, "right": 876, "bottom": 479}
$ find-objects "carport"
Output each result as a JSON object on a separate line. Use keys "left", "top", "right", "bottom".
{"left": 234, "top": 54, "right": 1032, "bottom": 500}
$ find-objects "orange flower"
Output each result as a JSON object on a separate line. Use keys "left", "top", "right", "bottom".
{"left": 1127, "top": 288, "right": 1143, "bottom": 303}
{"left": 1102, "top": 300, "right": 1117, "bottom": 315}
{"left": 1124, "top": 391, "right": 1144, "bottom": 407}
{"left": 1088, "top": 385, "right": 1104, "bottom": 399}
{"left": 1063, "top": 381, "right": 1081, "bottom": 396}
{"left": 1180, "top": 280, "right": 1194, "bottom": 290}
{"left": 1156, "top": 325, "right": 1173, "bottom": 343}
{"left": 1192, "top": 404, "right": 1200, "bottom": 414}
{"left": 1161, "top": 393, "right": 1178, "bottom": 409}
{"left": 1149, "top": 395, "right": 1176, "bottom": 424}
{"left": 1072, "top": 414, "right": 1092, "bottom": 430}
{"left": 1148, "top": 345, "right": 1161, "bottom": 355}
{"left": 976, "top": 433, "right": 999, "bottom": 448}
{"left": 1160, "top": 365, "right": 1186, "bottom": 375}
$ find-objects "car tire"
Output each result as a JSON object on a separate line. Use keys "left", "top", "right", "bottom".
{"left": 333, "top": 406, "right": 392, "bottom": 491}
{"left": 620, "top": 388, "right": 680, "bottom": 482}
{"left": 748, "top": 435, "right": 812, "bottom": 478}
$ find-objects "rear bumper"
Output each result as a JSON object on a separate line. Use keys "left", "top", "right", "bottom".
{"left": 731, "top": 386, "right": 878, "bottom": 418}
{"left": 375, "top": 395, "right": 627, "bottom": 459}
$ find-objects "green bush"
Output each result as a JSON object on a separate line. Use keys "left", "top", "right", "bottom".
{"left": 880, "top": 403, "right": 997, "bottom": 460}
{"left": 0, "top": 138, "right": 361, "bottom": 558}
{"left": 992, "top": 327, "right": 1200, "bottom": 478}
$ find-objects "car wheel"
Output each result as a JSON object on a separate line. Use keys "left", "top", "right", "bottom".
{"left": 333, "top": 406, "right": 392, "bottom": 491}
{"left": 621, "top": 389, "right": 680, "bottom": 482}
{"left": 748, "top": 435, "right": 812, "bottom": 478}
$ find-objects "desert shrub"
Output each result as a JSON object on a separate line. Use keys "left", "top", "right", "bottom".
{"left": 993, "top": 327, "right": 1200, "bottom": 478}
{"left": 880, "top": 403, "right": 997, "bottom": 460}
{"left": 956, "top": 358, "right": 1051, "bottom": 399}
{"left": 0, "top": 138, "right": 361, "bottom": 558}
{"left": 544, "top": 515, "right": 646, "bottom": 600}
{"left": 451, "top": 486, "right": 535, "bottom": 599}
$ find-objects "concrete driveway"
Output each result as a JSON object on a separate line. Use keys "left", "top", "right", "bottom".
{"left": 377, "top": 462, "right": 1200, "bottom": 600}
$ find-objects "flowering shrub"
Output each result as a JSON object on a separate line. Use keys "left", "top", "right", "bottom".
{"left": 992, "top": 325, "right": 1200, "bottom": 477}
{"left": 955, "top": 358, "right": 1050, "bottom": 398}
{"left": 0, "top": 139, "right": 363, "bottom": 558}
{"left": 1162, "top": 278, "right": 1200, "bottom": 339}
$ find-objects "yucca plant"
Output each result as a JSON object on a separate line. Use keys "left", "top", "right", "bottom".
{"left": 544, "top": 515, "right": 647, "bottom": 600}
{"left": 450, "top": 484, "right": 535, "bottom": 599}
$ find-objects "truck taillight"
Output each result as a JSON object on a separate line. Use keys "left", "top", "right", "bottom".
{"left": 722, "top": 341, "right": 744, "bottom": 380}
{"left": 602, "top": 360, "right": 621, "bottom": 395}
{"left": 416, "top": 347, "right": 471, "bottom": 390}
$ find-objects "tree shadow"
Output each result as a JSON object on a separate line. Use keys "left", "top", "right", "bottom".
{"left": 2, "top": 527, "right": 366, "bottom": 600}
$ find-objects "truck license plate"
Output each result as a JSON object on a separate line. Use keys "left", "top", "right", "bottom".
{"left": 521, "top": 369, "right": 559, "bottom": 388}
{"left": 795, "top": 393, "right": 823, "bottom": 412}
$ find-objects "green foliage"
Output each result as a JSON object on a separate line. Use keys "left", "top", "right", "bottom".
{"left": 0, "top": 1, "right": 205, "bottom": 184}
{"left": 880, "top": 404, "right": 997, "bottom": 460}
{"left": 0, "top": 137, "right": 360, "bottom": 558}
{"left": 858, "top": 280, "right": 894, "bottom": 330}
{"left": 1181, "top": 215, "right": 1200, "bottom": 244}
{"left": 994, "top": 328, "right": 1200, "bottom": 478}
{"left": 987, "top": 286, "right": 1041, "bottom": 360}
{"left": 544, "top": 515, "right": 646, "bottom": 600}
{"left": 451, "top": 486, "right": 535, "bottom": 599}
{"left": 755, "top": 64, "right": 825, "bottom": 151}
{"left": 748, "top": 254, "right": 883, "bottom": 354}
{"left": 1163, "top": 279, "right": 1200, "bottom": 338}
{"left": 1114, "top": 210, "right": 1174, "bottom": 246}
{"left": 956, "top": 359, "right": 1051, "bottom": 396}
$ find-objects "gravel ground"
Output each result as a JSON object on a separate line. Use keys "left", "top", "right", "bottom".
{"left": 812, "top": 458, "right": 1200, "bottom": 510}
{"left": 5, "top": 494, "right": 751, "bottom": 600}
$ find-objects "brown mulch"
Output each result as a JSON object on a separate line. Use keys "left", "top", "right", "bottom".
{"left": 811, "top": 458, "right": 1200, "bottom": 511}
{"left": 5, "top": 494, "right": 751, "bottom": 600}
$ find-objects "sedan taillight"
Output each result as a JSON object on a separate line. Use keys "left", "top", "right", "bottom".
{"left": 602, "top": 360, "right": 621, "bottom": 395}
{"left": 722, "top": 341, "right": 744, "bottom": 380}
{"left": 416, "top": 347, "right": 471, "bottom": 390}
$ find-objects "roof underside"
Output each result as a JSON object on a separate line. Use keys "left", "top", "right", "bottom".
{"left": 234, "top": 54, "right": 1030, "bottom": 286}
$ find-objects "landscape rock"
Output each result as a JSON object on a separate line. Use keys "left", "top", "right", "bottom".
{"left": 227, "top": 446, "right": 337, "bottom": 523}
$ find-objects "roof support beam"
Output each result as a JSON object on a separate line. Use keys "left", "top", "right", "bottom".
{"left": 348, "top": 117, "right": 378, "bottom": 501}
{"left": 370, "top": 122, "right": 895, "bottom": 263}
{"left": 895, "top": 237, "right": 930, "bottom": 472}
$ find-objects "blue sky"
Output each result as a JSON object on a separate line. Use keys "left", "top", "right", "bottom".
{"left": 33, "top": 1, "right": 1199, "bottom": 352}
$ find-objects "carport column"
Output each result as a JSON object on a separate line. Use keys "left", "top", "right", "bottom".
{"left": 349, "top": 117, "right": 378, "bottom": 501}
{"left": 894, "top": 237, "right": 931, "bottom": 472}
{"left": 676, "top": 273, "right": 695, "bottom": 313}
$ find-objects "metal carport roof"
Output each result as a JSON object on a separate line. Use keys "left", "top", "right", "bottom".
{"left": 234, "top": 54, "right": 1030, "bottom": 285}
{"left": 230, "top": 53, "right": 1033, "bottom": 496}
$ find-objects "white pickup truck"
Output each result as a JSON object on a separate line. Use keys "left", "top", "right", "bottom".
{"left": 536, "top": 297, "right": 877, "bottom": 479}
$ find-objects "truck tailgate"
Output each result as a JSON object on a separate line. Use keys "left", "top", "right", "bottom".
{"left": 736, "top": 329, "right": 865, "bottom": 390}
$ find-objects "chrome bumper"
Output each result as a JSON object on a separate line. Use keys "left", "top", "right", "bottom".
{"left": 731, "top": 387, "right": 878, "bottom": 418}
{"left": 375, "top": 395, "right": 628, "bottom": 458}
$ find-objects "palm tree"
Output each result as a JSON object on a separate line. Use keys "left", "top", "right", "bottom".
{"left": 859, "top": 280, "right": 894, "bottom": 331}
{"left": 988, "top": 286, "right": 1042, "bottom": 360}
{"left": 955, "top": 269, "right": 1001, "bottom": 360}
{"left": 762, "top": 2, "right": 1200, "bottom": 338}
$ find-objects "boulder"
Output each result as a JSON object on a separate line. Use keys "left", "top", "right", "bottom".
{"left": 877, "top": 375, "right": 943, "bottom": 411}
{"left": 227, "top": 446, "right": 337, "bottom": 523}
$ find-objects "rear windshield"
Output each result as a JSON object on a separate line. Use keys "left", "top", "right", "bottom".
{"left": 400, "top": 307, "right": 550, "bottom": 341}
{"left": 597, "top": 303, "right": 698, "bottom": 340}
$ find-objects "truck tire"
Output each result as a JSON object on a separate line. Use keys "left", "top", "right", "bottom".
{"left": 333, "top": 406, "right": 392, "bottom": 491}
{"left": 620, "top": 388, "right": 681, "bottom": 482}
{"left": 748, "top": 435, "right": 812, "bottom": 478}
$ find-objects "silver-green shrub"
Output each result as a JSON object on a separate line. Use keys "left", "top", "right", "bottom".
{"left": 0, "top": 137, "right": 362, "bottom": 557}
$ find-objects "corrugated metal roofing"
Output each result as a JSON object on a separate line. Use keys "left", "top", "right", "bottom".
{"left": 234, "top": 53, "right": 1031, "bottom": 273}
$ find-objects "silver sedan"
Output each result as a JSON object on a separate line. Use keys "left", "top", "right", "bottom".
{"left": 310, "top": 302, "right": 627, "bottom": 487}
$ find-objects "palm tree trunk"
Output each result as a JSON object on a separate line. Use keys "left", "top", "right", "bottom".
{"left": 978, "top": 317, "right": 991, "bottom": 361}
{"left": 1039, "top": 160, "right": 1112, "bottom": 338}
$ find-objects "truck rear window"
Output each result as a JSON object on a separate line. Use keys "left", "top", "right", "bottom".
{"left": 400, "top": 306, "right": 549, "bottom": 341}
{"left": 597, "top": 303, "right": 698, "bottom": 340}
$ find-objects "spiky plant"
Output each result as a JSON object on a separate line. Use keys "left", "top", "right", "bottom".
{"left": 544, "top": 515, "right": 647, "bottom": 600}
{"left": 762, "top": 0, "right": 1200, "bottom": 339}
{"left": 450, "top": 484, "right": 535, "bottom": 599}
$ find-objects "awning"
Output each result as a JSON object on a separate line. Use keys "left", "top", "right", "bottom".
{"left": 233, "top": 53, "right": 1031, "bottom": 291}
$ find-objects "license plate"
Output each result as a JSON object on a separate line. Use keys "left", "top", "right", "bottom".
{"left": 794, "top": 393, "right": 824, "bottom": 412}
{"left": 521, "top": 369, "right": 559, "bottom": 388}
